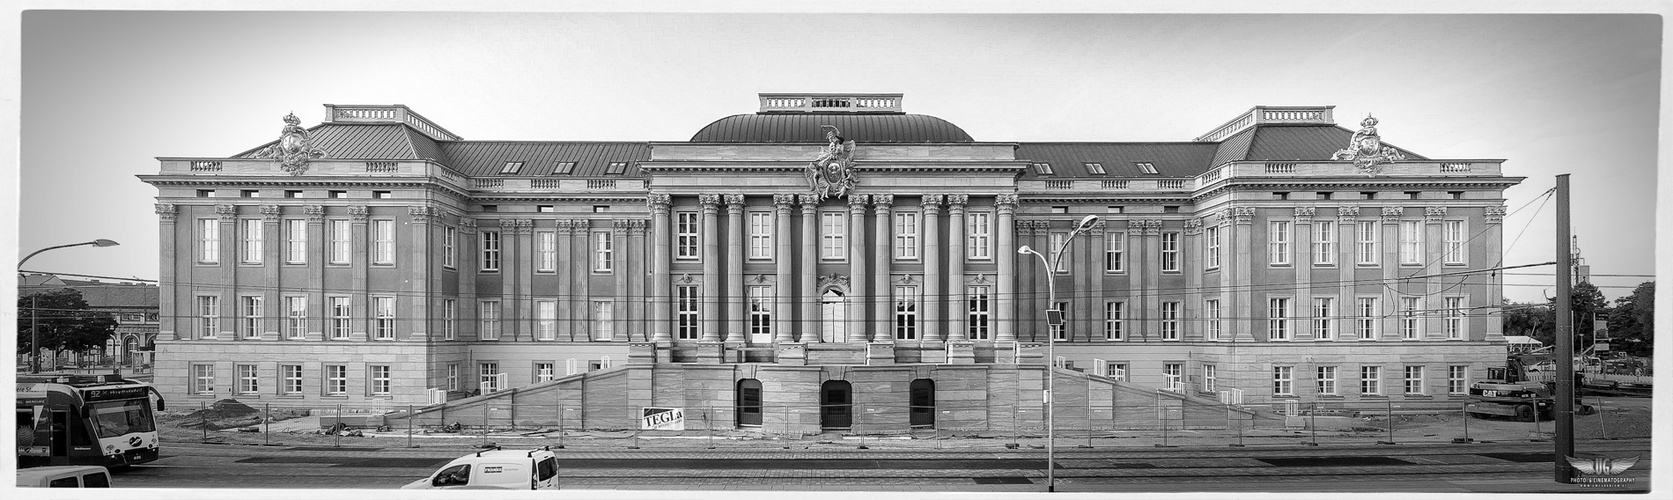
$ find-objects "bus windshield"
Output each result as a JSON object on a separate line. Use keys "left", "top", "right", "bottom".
{"left": 86, "top": 399, "right": 156, "bottom": 437}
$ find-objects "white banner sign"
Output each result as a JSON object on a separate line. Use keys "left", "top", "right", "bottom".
{"left": 640, "top": 407, "right": 685, "bottom": 430}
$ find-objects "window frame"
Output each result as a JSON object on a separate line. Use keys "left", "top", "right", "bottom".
{"left": 1268, "top": 221, "right": 1291, "bottom": 266}
{"left": 237, "top": 364, "right": 259, "bottom": 395}
{"left": 820, "top": 211, "right": 847, "bottom": 261}
{"left": 1204, "top": 299, "right": 1221, "bottom": 341}
{"left": 1357, "top": 297, "right": 1379, "bottom": 340}
{"left": 894, "top": 211, "right": 919, "bottom": 261}
{"left": 1313, "top": 220, "right": 1335, "bottom": 266}
{"left": 1312, "top": 297, "right": 1334, "bottom": 341}
{"left": 1443, "top": 219, "right": 1467, "bottom": 265}
{"left": 675, "top": 212, "right": 700, "bottom": 260}
{"left": 966, "top": 211, "right": 992, "bottom": 260}
{"left": 284, "top": 219, "right": 307, "bottom": 264}
{"left": 1105, "top": 231, "right": 1126, "bottom": 274}
{"left": 328, "top": 296, "right": 351, "bottom": 339}
{"left": 593, "top": 230, "right": 613, "bottom": 273}
{"left": 197, "top": 295, "right": 220, "bottom": 339}
{"left": 191, "top": 363, "right": 215, "bottom": 395}
{"left": 1160, "top": 231, "right": 1181, "bottom": 272}
{"left": 442, "top": 299, "right": 457, "bottom": 341}
{"left": 1159, "top": 301, "right": 1180, "bottom": 340}
{"left": 198, "top": 218, "right": 220, "bottom": 264}
{"left": 1399, "top": 220, "right": 1423, "bottom": 265}
{"left": 479, "top": 230, "right": 501, "bottom": 272}
{"left": 241, "top": 295, "right": 263, "bottom": 339}
{"left": 1163, "top": 363, "right": 1182, "bottom": 391}
{"left": 1448, "top": 365, "right": 1469, "bottom": 395}
{"left": 1203, "top": 225, "right": 1220, "bottom": 270}
{"left": 442, "top": 226, "right": 457, "bottom": 269}
{"left": 1400, "top": 296, "right": 1421, "bottom": 340}
{"left": 328, "top": 219, "right": 352, "bottom": 265}
{"left": 748, "top": 211, "right": 773, "bottom": 261}
{"left": 281, "top": 364, "right": 303, "bottom": 395}
{"left": 535, "top": 300, "right": 557, "bottom": 341}
{"left": 1361, "top": 366, "right": 1383, "bottom": 395}
{"left": 748, "top": 285, "right": 773, "bottom": 338}
{"left": 284, "top": 296, "right": 306, "bottom": 339}
{"left": 676, "top": 285, "right": 700, "bottom": 340}
{"left": 1104, "top": 301, "right": 1124, "bottom": 341}
{"left": 1317, "top": 366, "right": 1338, "bottom": 396}
{"left": 967, "top": 285, "right": 992, "bottom": 340}
{"left": 894, "top": 285, "right": 918, "bottom": 340}
{"left": 1444, "top": 296, "right": 1466, "bottom": 339}
{"left": 535, "top": 230, "right": 557, "bottom": 272}
{"left": 1272, "top": 365, "right": 1295, "bottom": 396}
{"left": 369, "top": 365, "right": 391, "bottom": 396}
{"left": 1268, "top": 297, "right": 1291, "bottom": 341}
{"left": 324, "top": 364, "right": 348, "bottom": 396}
{"left": 240, "top": 218, "right": 264, "bottom": 264}
{"left": 373, "top": 296, "right": 396, "bottom": 340}
{"left": 1404, "top": 365, "right": 1426, "bottom": 395}
{"left": 1356, "top": 221, "right": 1379, "bottom": 266}
{"left": 478, "top": 300, "right": 501, "bottom": 340}
{"left": 371, "top": 219, "right": 395, "bottom": 265}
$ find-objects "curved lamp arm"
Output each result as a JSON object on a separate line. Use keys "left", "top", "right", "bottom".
{"left": 18, "top": 239, "right": 119, "bottom": 270}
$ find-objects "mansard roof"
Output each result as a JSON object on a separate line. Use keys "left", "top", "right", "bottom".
{"left": 690, "top": 113, "right": 975, "bottom": 143}
{"left": 233, "top": 123, "right": 652, "bottom": 176}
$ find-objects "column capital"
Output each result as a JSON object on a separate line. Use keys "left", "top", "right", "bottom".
{"left": 1338, "top": 205, "right": 1361, "bottom": 221}
{"left": 1293, "top": 207, "right": 1317, "bottom": 222}
{"left": 1087, "top": 219, "right": 1107, "bottom": 236}
{"left": 613, "top": 219, "right": 632, "bottom": 235}
{"left": 154, "top": 203, "right": 177, "bottom": 222}
{"left": 1424, "top": 206, "right": 1448, "bottom": 223}
{"left": 1485, "top": 205, "right": 1507, "bottom": 224}
{"left": 555, "top": 219, "right": 576, "bottom": 234}
{"left": 627, "top": 219, "right": 650, "bottom": 235}
{"left": 848, "top": 194, "right": 870, "bottom": 212}
{"left": 348, "top": 205, "right": 370, "bottom": 221}
{"left": 512, "top": 219, "right": 534, "bottom": 234}
{"left": 699, "top": 194, "right": 721, "bottom": 213}
{"left": 946, "top": 194, "right": 969, "bottom": 207}
{"left": 995, "top": 194, "right": 1019, "bottom": 214}
{"left": 922, "top": 194, "right": 944, "bottom": 212}
{"left": 647, "top": 193, "right": 672, "bottom": 214}
{"left": 872, "top": 194, "right": 894, "bottom": 207}
{"left": 305, "top": 205, "right": 325, "bottom": 222}
{"left": 798, "top": 193, "right": 821, "bottom": 210}
{"left": 260, "top": 205, "right": 283, "bottom": 220}
{"left": 459, "top": 217, "right": 476, "bottom": 229}
{"left": 407, "top": 205, "right": 439, "bottom": 223}
{"left": 1380, "top": 206, "right": 1404, "bottom": 223}
{"left": 1128, "top": 219, "right": 1162, "bottom": 236}
{"left": 1183, "top": 217, "right": 1204, "bottom": 235}
{"left": 724, "top": 194, "right": 746, "bottom": 210}
{"left": 215, "top": 204, "right": 238, "bottom": 221}
{"left": 773, "top": 193, "right": 798, "bottom": 207}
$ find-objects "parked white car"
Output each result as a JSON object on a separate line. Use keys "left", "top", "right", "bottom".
{"left": 401, "top": 447, "right": 559, "bottom": 490}
{"left": 17, "top": 465, "right": 112, "bottom": 487}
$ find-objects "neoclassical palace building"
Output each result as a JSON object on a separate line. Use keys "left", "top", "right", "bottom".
{"left": 143, "top": 94, "right": 1521, "bottom": 431}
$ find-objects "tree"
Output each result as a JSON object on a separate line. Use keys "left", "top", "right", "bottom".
{"left": 1545, "top": 280, "right": 1608, "bottom": 351}
{"left": 1606, "top": 281, "right": 1654, "bottom": 357}
{"left": 15, "top": 288, "right": 117, "bottom": 359}
{"left": 1501, "top": 300, "right": 1553, "bottom": 343}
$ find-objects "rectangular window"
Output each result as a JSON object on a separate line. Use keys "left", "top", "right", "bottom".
{"left": 1269, "top": 297, "right": 1291, "bottom": 341}
{"left": 241, "top": 219, "right": 264, "bottom": 264}
{"left": 1361, "top": 366, "right": 1383, "bottom": 395}
{"left": 967, "top": 212, "right": 991, "bottom": 260}
{"left": 536, "top": 300, "right": 556, "bottom": 340}
{"left": 1202, "top": 364, "right": 1217, "bottom": 393}
{"left": 329, "top": 220, "right": 351, "bottom": 264}
{"left": 1404, "top": 366, "right": 1425, "bottom": 395}
{"left": 1049, "top": 232, "right": 1068, "bottom": 272}
{"left": 442, "top": 299, "right": 457, "bottom": 340}
{"left": 442, "top": 226, "right": 457, "bottom": 268}
{"left": 1401, "top": 296, "right": 1421, "bottom": 340}
{"left": 285, "top": 219, "right": 306, "bottom": 264}
{"left": 447, "top": 364, "right": 459, "bottom": 391}
{"left": 284, "top": 190, "right": 301, "bottom": 198}
{"left": 1084, "top": 162, "right": 1106, "bottom": 174}
{"left": 479, "top": 300, "right": 501, "bottom": 340}
{"left": 285, "top": 296, "right": 306, "bottom": 339}
{"left": 242, "top": 296, "right": 263, "bottom": 339}
{"left": 480, "top": 231, "right": 501, "bottom": 271}
{"left": 676, "top": 286, "right": 700, "bottom": 339}
{"left": 749, "top": 212, "right": 773, "bottom": 260}
{"left": 329, "top": 297, "right": 350, "bottom": 339}
{"left": 536, "top": 363, "right": 555, "bottom": 383}
{"left": 1357, "top": 297, "right": 1379, "bottom": 340}
{"left": 1317, "top": 366, "right": 1338, "bottom": 396}
{"left": 242, "top": 190, "right": 259, "bottom": 198}
{"left": 1444, "top": 296, "right": 1465, "bottom": 339}
{"left": 1032, "top": 162, "right": 1054, "bottom": 175}
{"left": 372, "top": 220, "right": 394, "bottom": 265}
{"left": 1104, "top": 301, "right": 1124, "bottom": 341}
{"left": 821, "top": 212, "right": 846, "bottom": 260}
{"left": 536, "top": 231, "right": 556, "bottom": 272}
{"left": 1205, "top": 299, "right": 1221, "bottom": 341}
{"left": 1313, "top": 221, "right": 1335, "bottom": 265}
{"left": 500, "top": 161, "right": 524, "bottom": 174}
{"left": 593, "top": 231, "right": 613, "bottom": 272}
{"left": 237, "top": 364, "right": 259, "bottom": 395}
{"left": 1105, "top": 232, "right": 1126, "bottom": 273}
{"left": 967, "top": 286, "right": 992, "bottom": 340}
{"left": 1049, "top": 301, "right": 1069, "bottom": 341}
{"left": 198, "top": 219, "right": 220, "bottom": 263}
{"left": 1444, "top": 220, "right": 1466, "bottom": 264}
{"left": 1269, "top": 221, "right": 1291, "bottom": 265}
{"left": 605, "top": 162, "right": 628, "bottom": 174}
{"left": 325, "top": 365, "right": 347, "bottom": 395}
{"left": 552, "top": 161, "right": 576, "bottom": 174}
{"left": 1203, "top": 226, "right": 1220, "bottom": 269}
{"left": 1399, "top": 220, "right": 1422, "bottom": 265}
{"left": 895, "top": 285, "right": 918, "bottom": 340}
{"left": 1448, "top": 366, "right": 1469, "bottom": 395}
{"left": 1160, "top": 301, "right": 1180, "bottom": 340}
{"left": 676, "top": 212, "right": 699, "bottom": 260}
{"left": 1272, "top": 365, "right": 1294, "bottom": 396}
{"left": 1356, "top": 221, "right": 1379, "bottom": 265}
{"left": 1161, "top": 231, "right": 1180, "bottom": 272}
{"left": 479, "top": 363, "right": 500, "bottom": 392}
{"left": 593, "top": 300, "right": 614, "bottom": 340}
{"left": 281, "top": 365, "right": 303, "bottom": 395}
{"left": 192, "top": 364, "right": 214, "bottom": 395}
{"left": 748, "top": 285, "right": 772, "bottom": 338}
{"left": 894, "top": 212, "right": 918, "bottom": 260}
{"left": 1313, "top": 297, "right": 1334, "bottom": 341}
{"left": 373, "top": 296, "right": 395, "bottom": 340}
{"left": 1135, "top": 162, "right": 1158, "bottom": 174}
{"left": 1163, "top": 363, "right": 1182, "bottom": 391}
{"left": 1109, "top": 362, "right": 1128, "bottom": 382}
{"left": 370, "top": 365, "right": 391, "bottom": 395}
{"left": 197, "top": 295, "right": 220, "bottom": 339}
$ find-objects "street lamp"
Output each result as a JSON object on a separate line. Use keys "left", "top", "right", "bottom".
{"left": 1017, "top": 214, "right": 1098, "bottom": 493}
{"left": 18, "top": 239, "right": 120, "bottom": 373}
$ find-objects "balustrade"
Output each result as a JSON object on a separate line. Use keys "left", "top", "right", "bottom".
{"left": 365, "top": 161, "right": 398, "bottom": 173}
{"left": 190, "top": 161, "right": 223, "bottom": 171}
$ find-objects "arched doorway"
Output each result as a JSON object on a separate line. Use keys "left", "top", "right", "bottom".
{"left": 820, "top": 290, "right": 847, "bottom": 343}
{"left": 735, "top": 379, "right": 762, "bottom": 427}
{"left": 122, "top": 336, "right": 139, "bottom": 365}
{"left": 910, "top": 379, "right": 936, "bottom": 428}
{"left": 820, "top": 380, "right": 852, "bottom": 429}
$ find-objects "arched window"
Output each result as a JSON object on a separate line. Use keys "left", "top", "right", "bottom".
{"left": 820, "top": 380, "right": 852, "bottom": 429}
{"left": 910, "top": 379, "right": 935, "bottom": 428}
{"left": 736, "top": 379, "right": 762, "bottom": 427}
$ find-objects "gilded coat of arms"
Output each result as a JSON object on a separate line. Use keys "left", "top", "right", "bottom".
{"left": 1331, "top": 115, "right": 1406, "bottom": 176}
{"left": 805, "top": 125, "right": 857, "bottom": 199}
{"left": 256, "top": 113, "right": 327, "bottom": 175}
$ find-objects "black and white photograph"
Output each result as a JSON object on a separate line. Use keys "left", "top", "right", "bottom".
{"left": 6, "top": 1, "right": 1666, "bottom": 499}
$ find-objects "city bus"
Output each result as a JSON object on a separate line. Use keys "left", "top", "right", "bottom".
{"left": 16, "top": 373, "right": 165, "bottom": 468}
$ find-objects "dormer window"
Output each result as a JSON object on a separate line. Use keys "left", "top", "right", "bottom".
{"left": 500, "top": 161, "right": 525, "bottom": 175}
{"left": 1032, "top": 162, "right": 1054, "bottom": 175}
{"left": 1134, "top": 162, "right": 1159, "bottom": 174}
{"left": 605, "top": 162, "right": 628, "bottom": 175}
{"left": 1084, "top": 162, "right": 1106, "bottom": 174}
{"left": 552, "top": 162, "right": 576, "bottom": 175}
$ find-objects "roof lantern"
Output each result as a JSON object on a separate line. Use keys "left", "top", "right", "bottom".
{"left": 758, "top": 93, "right": 904, "bottom": 114}
{"left": 1194, "top": 105, "right": 1335, "bottom": 142}
{"left": 321, "top": 104, "right": 462, "bottom": 141}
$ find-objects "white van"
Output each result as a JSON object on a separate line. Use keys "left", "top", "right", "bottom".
{"left": 17, "top": 465, "right": 112, "bottom": 488}
{"left": 401, "top": 447, "right": 559, "bottom": 490}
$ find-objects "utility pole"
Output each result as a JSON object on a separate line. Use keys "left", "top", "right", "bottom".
{"left": 1553, "top": 174, "right": 1575, "bottom": 483}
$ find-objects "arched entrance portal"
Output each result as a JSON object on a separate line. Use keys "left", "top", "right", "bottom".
{"left": 820, "top": 290, "right": 847, "bottom": 343}
{"left": 735, "top": 379, "right": 762, "bottom": 427}
{"left": 910, "top": 379, "right": 936, "bottom": 428}
{"left": 820, "top": 380, "right": 852, "bottom": 429}
{"left": 122, "top": 336, "right": 139, "bottom": 365}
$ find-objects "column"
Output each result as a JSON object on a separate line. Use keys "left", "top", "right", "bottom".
{"left": 699, "top": 194, "right": 722, "bottom": 342}
{"left": 648, "top": 194, "right": 672, "bottom": 343}
{"left": 613, "top": 220, "right": 631, "bottom": 342}
{"left": 725, "top": 194, "right": 747, "bottom": 343}
{"left": 848, "top": 195, "right": 869, "bottom": 342}
{"left": 1293, "top": 209, "right": 1314, "bottom": 341}
{"left": 514, "top": 219, "right": 533, "bottom": 342}
{"left": 458, "top": 217, "right": 478, "bottom": 341}
{"left": 556, "top": 221, "right": 576, "bottom": 340}
{"left": 628, "top": 219, "right": 648, "bottom": 342}
{"left": 946, "top": 195, "right": 969, "bottom": 341}
{"left": 1087, "top": 220, "right": 1106, "bottom": 343}
{"left": 216, "top": 204, "right": 236, "bottom": 341}
{"left": 1424, "top": 206, "right": 1447, "bottom": 339}
{"left": 1229, "top": 207, "right": 1257, "bottom": 342}
{"left": 261, "top": 205, "right": 282, "bottom": 341}
{"left": 872, "top": 195, "right": 895, "bottom": 341}
{"left": 407, "top": 205, "right": 435, "bottom": 341}
{"left": 573, "top": 220, "right": 592, "bottom": 340}
{"left": 995, "top": 195, "right": 1018, "bottom": 342}
{"left": 154, "top": 204, "right": 178, "bottom": 340}
{"left": 348, "top": 206, "right": 369, "bottom": 342}
{"left": 799, "top": 194, "right": 821, "bottom": 343}
{"left": 773, "top": 194, "right": 796, "bottom": 343}
{"left": 921, "top": 195, "right": 943, "bottom": 342}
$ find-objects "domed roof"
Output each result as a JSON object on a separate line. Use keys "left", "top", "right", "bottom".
{"left": 690, "top": 113, "right": 975, "bottom": 143}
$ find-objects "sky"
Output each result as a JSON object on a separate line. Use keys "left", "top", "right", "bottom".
{"left": 6, "top": 3, "right": 1665, "bottom": 307}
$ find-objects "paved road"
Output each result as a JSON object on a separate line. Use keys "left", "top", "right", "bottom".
{"left": 107, "top": 438, "right": 1650, "bottom": 493}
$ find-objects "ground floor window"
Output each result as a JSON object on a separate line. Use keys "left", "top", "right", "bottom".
{"left": 370, "top": 365, "right": 391, "bottom": 395}
{"left": 1317, "top": 366, "right": 1338, "bottom": 395}
{"left": 325, "top": 365, "right": 347, "bottom": 395}
{"left": 237, "top": 364, "right": 259, "bottom": 395}
{"left": 1163, "top": 363, "right": 1182, "bottom": 391}
{"left": 1272, "top": 365, "right": 1294, "bottom": 396}
{"left": 192, "top": 364, "right": 215, "bottom": 395}
{"left": 479, "top": 363, "right": 500, "bottom": 393}
{"left": 1201, "top": 364, "right": 1216, "bottom": 393}
{"left": 282, "top": 364, "right": 303, "bottom": 395}
{"left": 1404, "top": 366, "right": 1425, "bottom": 395}
{"left": 1361, "top": 366, "right": 1382, "bottom": 395}
{"left": 536, "top": 362, "right": 555, "bottom": 383}
{"left": 1448, "top": 365, "right": 1469, "bottom": 395}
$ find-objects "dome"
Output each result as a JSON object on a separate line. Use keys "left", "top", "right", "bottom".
{"left": 690, "top": 113, "right": 975, "bottom": 143}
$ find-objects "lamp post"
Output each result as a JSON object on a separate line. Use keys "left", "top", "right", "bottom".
{"left": 1017, "top": 214, "right": 1098, "bottom": 493}
{"left": 18, "top": 239, "right": 120, "bottom": 373}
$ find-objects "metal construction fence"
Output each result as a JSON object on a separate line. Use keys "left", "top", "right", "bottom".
{"left": 175, "top": 395, "right": 1648, "bottom": 450}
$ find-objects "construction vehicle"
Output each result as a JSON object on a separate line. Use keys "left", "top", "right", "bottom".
{"left": 1466, "top": 350, "right": 1592, "bottom": 421}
